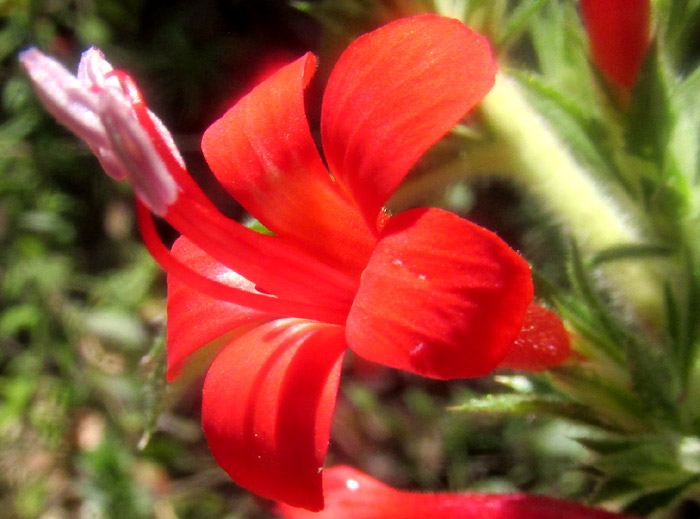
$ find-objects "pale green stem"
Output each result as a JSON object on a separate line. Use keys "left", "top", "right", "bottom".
{"left": 479, "top": 72, "right": 665, "bottom": 324}
{"left": 390, "top": 141, "right": 513, "bottom": 211}
{"left": 432, "top": 0, "right": 468, "bottom": 20}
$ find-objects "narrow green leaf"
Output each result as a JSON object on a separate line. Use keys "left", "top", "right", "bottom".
{"left": 623, "top": 335, "right": 680, "bottom": 424}
{"left": 493, "top": 375, "right": 536, "bottom": 394}
{"left": 680, "top": 62, "right": 700, "bottom": 115}
{"left": 666, "top": 0, "right": 691, "bottom": 38}
{"left": 243, "top": 217, "right": 274, "bottom": 236}
{"left": 664, "top": 282, "right": 681, "bottom": 347}
{"left": 551, "top": 368, "right": 647, "bottom": 433}
{"left": 567, "top": 240, "right": 627, "bottom": 362}
{"left": 511, "top": 71, "right": 631, "bottom": 192}
{"left": 623, "top": 476, "right": 700, "bottom": 516}
{"left": 590, "top": 243, "right": 673, "bottom": 266}
{"left": 537, "top": 261, "right": 624, "bottom": 365}
{"left": 576, "top": 464, "right": 607, "bottom": 478}
{"left": 679, "top": 252, "right": 700, "bottom": 388}
{"left": 660, "top": 0, "right": 700, "bottom": 66}
{"left": 626, "top": 45, "right": 674, "bottom": 168}
{"left": 138, "top": 333, "right": 168, "bottom": 451}
{"left": 528, "top": 0, "right": 595, "bottom": 105}
{"left": 677, "top": 65, "right": 700, "bottom": 184}
{"left": 575, "top": 436, "right": 637, "bottom": 456}
{"left": 451, "top": 393, "right": 550, "bottom": 414}
{"left": 496, "top": 0, "right": 547, "bottom": 48}
{"left": 451, "top": 393, "right": 606, "bottom": 427}
{"left": 590, "top": 477, "right": 641, "bottom": 504}
{"left": 509, "top": 70, "right": 590, "bottom": 125}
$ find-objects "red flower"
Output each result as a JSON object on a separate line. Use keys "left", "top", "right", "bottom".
{"left": 21, "top": 15, "right": 571, "bottom": 511}
{"left": 580, "top": 0, "right": 651, "bottom": 90}
{"left": 276, "top": 465, "right": 640, "bottom": 519}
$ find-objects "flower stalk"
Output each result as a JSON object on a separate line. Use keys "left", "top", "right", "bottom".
{"left": 479, "top": 73, "right": 664, "bottom": 324}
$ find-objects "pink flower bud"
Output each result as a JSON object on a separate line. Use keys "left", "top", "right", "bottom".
{"left": 20, "top": 47, "right": 180, "bottom": 214}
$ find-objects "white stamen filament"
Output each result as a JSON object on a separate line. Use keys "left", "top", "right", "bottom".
{"left": 99, "top": 90, "right": 179, "bottom": 215}
{"left": 19, "top": 46, "right": 180, "bottom": 215}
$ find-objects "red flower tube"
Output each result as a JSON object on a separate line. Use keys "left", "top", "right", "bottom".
{"left": 580, "top": 0, "right": 651, "bottom": 90}
{"left": 21, "top": 15, "right": 571, "bottom": 511}
{"left": 276, "top": 466, "right": 640, "bottom": 519}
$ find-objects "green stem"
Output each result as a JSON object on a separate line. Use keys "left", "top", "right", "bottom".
{"left": 479, "top": 72, "right": 665, "bottom": 324}
{"left": 390, "top": 141, "right": 513, "bottom": 211}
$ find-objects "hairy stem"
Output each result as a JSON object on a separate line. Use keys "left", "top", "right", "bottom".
{"left": 479, "top": 72, "right": 664, "bottom": 325}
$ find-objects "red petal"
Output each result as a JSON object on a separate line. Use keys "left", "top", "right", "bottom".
{"left": 321, "top": 14, "right": 497, "bottom": 224}
{"left": 202, "top": 53, "right": 376, "bottom": 276}
{"left": 580, "top": 0, "right": 651, "bottom": 90}
{"left": 498, "top": 302, "right": 572, "bottom": 371}
{"left": 165, "top": 236, "right": 271, "bottom": 381}
{"left": 346, "top": 208, "right": 533, "bottom": 380}
{"left": 276, "top": 465, "right": 640, "bottom": 519}
{"left": 202, "top": 319, "right": 346, "bottom": 511}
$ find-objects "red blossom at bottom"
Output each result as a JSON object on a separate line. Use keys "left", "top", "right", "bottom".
{"left": 276, "top": 466, "right": 639, "bottom": 519}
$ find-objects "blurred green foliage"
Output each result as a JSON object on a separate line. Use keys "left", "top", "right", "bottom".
{"left": 6, "top": 1, "right": 700, "bottom": 518}
{"left": 0, "top": 2, "right": 320, "bottom": 518}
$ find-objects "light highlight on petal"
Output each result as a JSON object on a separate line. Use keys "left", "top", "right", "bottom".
{"left": 165, "top": 236, "right": 271, "bottom": 380}
{"left": 276, "top": 466, "right": 640, "bottom": 519}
